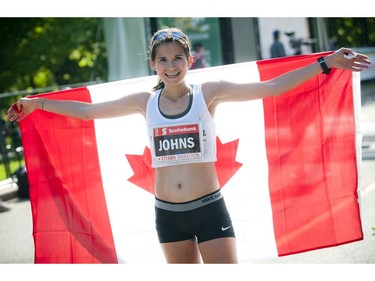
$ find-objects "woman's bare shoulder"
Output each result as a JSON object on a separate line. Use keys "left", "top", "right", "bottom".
{"left": 129, "top": 91, "right": 153, "bottom": 115}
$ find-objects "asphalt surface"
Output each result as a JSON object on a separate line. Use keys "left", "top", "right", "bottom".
{"left": 1, "top": 81, "right": 375, "bottom": 265}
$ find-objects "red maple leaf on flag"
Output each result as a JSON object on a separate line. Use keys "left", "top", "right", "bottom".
{"left": 125, "top": 137, "right": 243, "bottom": 194}
{"left": 215, "top": 137, "right": 242, "bottom": 188}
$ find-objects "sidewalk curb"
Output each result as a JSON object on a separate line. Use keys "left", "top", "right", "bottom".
{"left": 0, "top": 178, "right": 18, "bottom": 201}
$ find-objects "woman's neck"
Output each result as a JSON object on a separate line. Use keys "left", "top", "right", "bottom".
{"left": 161, "top": 84, "right": 190, "bottom": 101}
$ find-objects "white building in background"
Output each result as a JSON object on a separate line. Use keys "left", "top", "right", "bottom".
{"left": 103, "top": 18, "right": 149, "bottom": 82}
{"left": 102, "top": 18, "right": 331, "bottom": 82}
{"left": 258, "top": 18, "right": 314, "bottom": 58}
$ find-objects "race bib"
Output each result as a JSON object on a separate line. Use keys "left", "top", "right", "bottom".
{"left": 152, "top": 123, "right": 203, "bottom": 163}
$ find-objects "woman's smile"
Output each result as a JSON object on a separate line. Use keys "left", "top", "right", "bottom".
{"left": 151, "top": 41, "right": 192, "bottom": 86}
{"left": 165, "top": 72, "right": 180, "bottom": 78}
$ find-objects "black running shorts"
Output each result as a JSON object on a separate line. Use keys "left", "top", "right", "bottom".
{"left": 155, "top": 190, "right": 236, "bottom": 244}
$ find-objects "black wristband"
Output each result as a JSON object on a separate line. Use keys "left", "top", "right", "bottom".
{"left": 317, "top": 56, "right": 331, "bottom": 75}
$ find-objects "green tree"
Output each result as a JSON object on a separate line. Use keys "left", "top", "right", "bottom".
{"left": 0, "top": 18, "right": 108, "bottom": 114}
{"left": 326, "top": 18, "right": 375, "bottom": 48}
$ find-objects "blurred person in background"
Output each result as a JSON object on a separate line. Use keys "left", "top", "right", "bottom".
{"left": 270, "top": 30, "right": 286, "bottom": 58}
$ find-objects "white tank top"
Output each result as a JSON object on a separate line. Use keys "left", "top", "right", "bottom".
{"left": 146, "top": 84, "right": 217, "bottom": 168}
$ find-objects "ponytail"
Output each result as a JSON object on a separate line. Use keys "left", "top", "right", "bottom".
{"left": 152, "top": 79, "right": 165, "bottom": 91}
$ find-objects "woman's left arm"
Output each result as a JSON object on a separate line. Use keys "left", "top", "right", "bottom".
{"left": 207, "top": 48, "right": 371, "bottom": 104}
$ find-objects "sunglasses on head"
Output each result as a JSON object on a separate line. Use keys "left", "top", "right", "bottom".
{"left": 153, "top": 31, "right": 186, "bottom": 42}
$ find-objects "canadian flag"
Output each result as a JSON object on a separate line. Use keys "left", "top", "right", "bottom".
{"left": 19, "top": 52, "right": 363, "bottom": 263}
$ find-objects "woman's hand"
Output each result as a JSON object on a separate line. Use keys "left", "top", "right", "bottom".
{"left": 6, "top": 97, "right": 44, "bottom": 122}
{"left": 325, "top": 47, "right": 372, "bottom": 72}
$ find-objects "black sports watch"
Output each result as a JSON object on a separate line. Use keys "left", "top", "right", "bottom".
{"left": 317, "top": 56, "right": 331, "bottom": 75}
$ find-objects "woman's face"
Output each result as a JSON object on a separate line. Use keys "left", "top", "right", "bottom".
{"left": 150, "top": 41, "right": 193, "bottom": 87}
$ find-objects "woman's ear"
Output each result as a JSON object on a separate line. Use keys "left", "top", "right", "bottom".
{"left": 188, "top": 55, "right": 193, "bottom": 68}
{"left": 149, "top": 60, "right": 156, "bottom": 72}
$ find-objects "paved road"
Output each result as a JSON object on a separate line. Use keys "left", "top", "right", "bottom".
{"left": 1, "top": 82, "right": 375, "bottom": 264}
{"left": 0, "top": 198, "right": 33, "bottom": 263}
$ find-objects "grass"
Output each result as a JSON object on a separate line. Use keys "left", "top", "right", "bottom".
{"left": 0, "top": 159, "right": 25, "bottom": 181}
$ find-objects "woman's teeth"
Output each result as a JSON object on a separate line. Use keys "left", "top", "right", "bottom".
{"left": 166, "top": 73, "right": 179, "bottom": 78}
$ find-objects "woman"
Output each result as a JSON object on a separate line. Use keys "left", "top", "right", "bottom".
{"left": 7, "top": 27, "right": 371, "bottom": 263}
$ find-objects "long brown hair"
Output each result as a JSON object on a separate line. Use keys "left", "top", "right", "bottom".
{"left": 149, "top": 27, "right": 192, "bottom": 91}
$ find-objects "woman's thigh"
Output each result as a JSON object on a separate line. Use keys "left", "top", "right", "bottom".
{"left": 198, "top": 237, "right": 238, "bottom": 264}
{"left": 160, "top": 238, "right": 202, "bottom": 263}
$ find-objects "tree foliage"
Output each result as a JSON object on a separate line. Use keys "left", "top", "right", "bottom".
{"left": 326, "top": 18, "right": 375, "bottom": 48}
{"left": 0, "top": 18, "right": 107, "bottom": 113}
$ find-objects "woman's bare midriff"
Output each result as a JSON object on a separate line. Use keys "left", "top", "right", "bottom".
{"left": 154, "top": 162, "right": 220, "bottom": 203}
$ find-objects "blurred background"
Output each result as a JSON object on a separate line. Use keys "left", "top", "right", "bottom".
{"left": 1, "top": 19, "right": 375, "bottom": 264}
{"left": 1, "top": 17, "right": 375, "bottom": 189}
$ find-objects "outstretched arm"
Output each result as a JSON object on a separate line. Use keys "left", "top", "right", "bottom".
{"left": 205, "top": 48, "right": 371, "bottom": 105}
{"left": 6, "top": 91, "right": 150, "bottom": 122}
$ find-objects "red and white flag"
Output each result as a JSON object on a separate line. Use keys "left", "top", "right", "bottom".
{"left": 19, "top": 52, "right": 363, "bottom": 263}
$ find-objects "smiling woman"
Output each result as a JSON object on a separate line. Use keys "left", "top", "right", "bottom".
{"left": 149, "top": 28, "right": 193, "bottom": 92}
{"left": 6, "top": 25, "right": 371, "bottom": 264}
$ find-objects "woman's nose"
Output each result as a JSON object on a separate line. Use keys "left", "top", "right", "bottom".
{"left": 166, "top": 60, "right": 176, "bottom": 68}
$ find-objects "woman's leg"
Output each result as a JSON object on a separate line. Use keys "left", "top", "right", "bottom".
{"left": 160, "top": 238, "right": 202, "bottom": 263}
{"left": 198, "top": 237, "right": 238, "bottom": 264}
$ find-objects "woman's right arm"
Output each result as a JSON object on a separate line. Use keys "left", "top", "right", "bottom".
{"left": 7, "top": 91, "right": 150, "bottom": 122}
